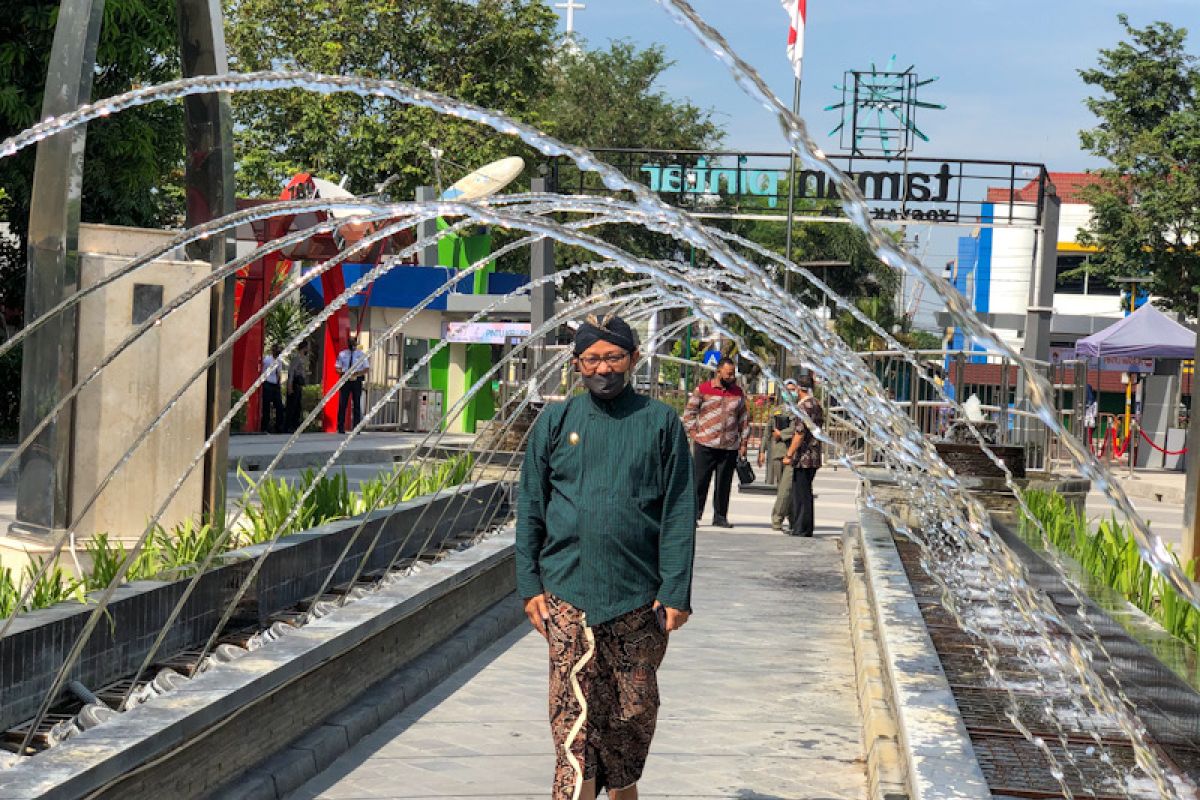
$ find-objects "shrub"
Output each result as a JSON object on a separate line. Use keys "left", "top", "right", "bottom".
{"left": 1021, "top": 490, "right": 1200, "bottom": 648}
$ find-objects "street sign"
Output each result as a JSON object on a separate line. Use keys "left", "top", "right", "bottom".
{"left": 702, "top": 349, "right": 722, "bottom": 368}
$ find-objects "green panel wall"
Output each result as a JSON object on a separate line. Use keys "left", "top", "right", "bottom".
{"left": 429, "top": 340, "right": 450, "bottom": 395}
{"left": 436, "top": 217, "right": 493, "bottom": 293}
{"left": 460, "top": 344, "right": 495, "bottom": 433}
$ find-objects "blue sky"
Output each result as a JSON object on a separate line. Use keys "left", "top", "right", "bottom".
{"left": 558, "top": 0, "right": 1200, "bottom": 170}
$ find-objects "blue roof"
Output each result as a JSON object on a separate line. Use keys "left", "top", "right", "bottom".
{"left": 299, "top": 264, "right": 530, "bottom": 310}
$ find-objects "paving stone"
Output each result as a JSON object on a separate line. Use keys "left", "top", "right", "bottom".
{"left": 257, "top": 475, "right": 870, "bottom": 799}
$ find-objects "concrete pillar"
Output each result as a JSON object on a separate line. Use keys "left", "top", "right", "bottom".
{"left": 3, "top": 226, "right": 211, "bottom": 563}
{"left": 1138, "top": 365, "right": 1179, "bottom": 469}
{"left": 416, "top": 186, "right": 439, "bottom": 267}
{"left": 1021, "top": 182, "right": 1061, "bottom": 365}
{"left": 444, "top": 342, "right": 469, "bottom": 434}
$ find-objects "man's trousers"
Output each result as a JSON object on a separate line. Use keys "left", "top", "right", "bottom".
{"left": 693, "top": 444, "right": 737, "bottom": 521}
{"left": 337, "top": 377, "right": 364, "bottom": 433}
{"left": 260, "top": 382, "right": 284, "bottom": 434}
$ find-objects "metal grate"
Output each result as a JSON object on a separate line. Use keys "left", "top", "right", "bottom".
{"left": 969, "top": 733, "right": 1134, "bottom": 800}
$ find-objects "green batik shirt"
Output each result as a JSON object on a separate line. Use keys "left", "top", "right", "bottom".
{"left": 515, "top": 385, "right": 697, "bottom": 626}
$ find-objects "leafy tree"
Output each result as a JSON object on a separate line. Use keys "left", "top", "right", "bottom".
{"left": 539, "top": 40, "right": 724, "bottom": 295}
{"left": 0, "top": 0, "right": 186, "bottom": 326}
{"left": 1077, "top": 15, "right": 1200, "bottom": 314}
{"left": 226, "top": 0, "right": 558, "bottom": 199}
{"left": 540, "top": 40, "right": 722, "bottom": 152}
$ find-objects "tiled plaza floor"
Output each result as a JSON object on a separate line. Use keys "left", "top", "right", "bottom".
{"left": 289, "top": 475, "right": 867, "bottom": 799}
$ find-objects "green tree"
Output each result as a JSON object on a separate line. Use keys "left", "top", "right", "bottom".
{"left": 1077, "top": 15, "right": 1200, "bottom": 314}
{"left": 539, "top": 40, "right": 724, "bottom": 296}
{"left": 0, "top": 0, "right": 186, "bottom": 325}
{"left": 226, "top": 0, "right": 558, "bottom": 200}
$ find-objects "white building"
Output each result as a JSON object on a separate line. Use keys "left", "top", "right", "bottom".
{"left": 947, "top": 172, "right": 1124, "bottom": 354}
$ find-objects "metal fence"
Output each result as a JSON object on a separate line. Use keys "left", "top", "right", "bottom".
{"left": 850, "top": 350, "right": 1088, "bottom": 472}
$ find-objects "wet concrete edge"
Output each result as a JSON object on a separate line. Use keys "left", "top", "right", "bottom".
{"left": 856, "top": 503, "right": 992, "bottom": 800}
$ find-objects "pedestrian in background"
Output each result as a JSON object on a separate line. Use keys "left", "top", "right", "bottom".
{"left": 260, "top": 343, "right": 285, "bottom": 434}
{"left": 782, "top": 374, "right": 824, "bottom": 537}
{"left": 683, "top": 356, "right": 749, "bottom": 528}
{"left": 768, "top": 379, "right": 799, "bottom": 531}
{"left": 286, "top": 341, "right": 309, "bottom": 433}
{"left": 335, "top": 336, "right": 370, "bottom": 434}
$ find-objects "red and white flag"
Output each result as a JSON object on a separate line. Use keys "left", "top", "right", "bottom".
{"left": 781, "top": 0, "right": 806, "bottom": 79}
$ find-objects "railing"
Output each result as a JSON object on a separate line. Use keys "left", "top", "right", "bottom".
{"left": 851, "top": 349, "right": 1089, "bottom": 472}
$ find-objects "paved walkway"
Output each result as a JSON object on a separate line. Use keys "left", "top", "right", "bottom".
{"left": 288, "top": 472, "right": 867, "bottom": 799}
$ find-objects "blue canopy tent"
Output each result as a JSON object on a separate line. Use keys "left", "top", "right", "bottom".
{"left": 1075, "top": 303, "right": 1195, "bottom": 359}
{"left": 1075, "top": 303, "right": 1196, "bottom": 470}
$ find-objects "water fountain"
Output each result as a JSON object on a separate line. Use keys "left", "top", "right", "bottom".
{"left": 0, "top": 1, "right": 1197, "bottom": 797}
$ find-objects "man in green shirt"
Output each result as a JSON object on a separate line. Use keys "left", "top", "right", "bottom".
{"left": 517, "top": 313, "right": 696, "bottom": 800}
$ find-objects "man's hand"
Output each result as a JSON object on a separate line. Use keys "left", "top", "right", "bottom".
{"left": 653, "top": 600, "right": 690, "bottom": 632}
{"left": 525, "top": 594, "right": 551, "bottom": 640}
{"left": 782, "top": 455, "right": 792, "bottom": 466}
{"left": 772, "top": 429, "right": 782, "bottom": 441}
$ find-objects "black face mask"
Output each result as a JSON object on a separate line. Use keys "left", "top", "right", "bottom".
{"left": 583, "top": 371, "right": 627, "bottom": 400}
{"left": 720, "top": 377, "right": 735, "bottom": 388}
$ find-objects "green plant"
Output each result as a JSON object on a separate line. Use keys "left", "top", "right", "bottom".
{"left": 1021, "top": 490, "right": 1200, "bottom": 655}
{"left": 0, "top": 560, "right": 18, "bottom": 618}
{"left": 0, "top": 456, "right": 479, "bottom": 619}
{"left": 263, "top": 299, "right": 313, "bottom": 351}
{"left": 300, "top": 468, "right": 355, "bottom": 522}
{"left": 21, "top": 556, "right": 83, "bottom": 610}
{"left": 84, "top": 533, "right": 126, "bottom": 591}
{"left": 153, "top": 519, "right": 223, "bottom": 576}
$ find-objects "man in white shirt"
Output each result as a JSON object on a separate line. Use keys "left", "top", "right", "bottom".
{"left": 261, "top": 344, "right": 285, "bottom": 434}
{"left": 335, "top": 336, "right": 370, "bottom": 434}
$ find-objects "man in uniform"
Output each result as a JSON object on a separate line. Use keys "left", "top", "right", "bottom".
{"left": 260, "top": 344, "right": 285, "bottom": 434}
{"left": 334, "top": 336, "right": 369, "bottom": 434}
{"left": 517, "top": 313, "right": 696, "bottom": 800}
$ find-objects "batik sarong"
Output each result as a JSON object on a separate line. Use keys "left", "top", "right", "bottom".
{"left": 546, "top": 594, "right": 669, "bottom": 800}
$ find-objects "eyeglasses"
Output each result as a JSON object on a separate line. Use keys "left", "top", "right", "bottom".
{"left": 578, "top": 352, "right": 630, "bottom": 369}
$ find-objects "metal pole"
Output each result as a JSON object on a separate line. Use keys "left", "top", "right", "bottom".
{"left": 999, "top": 357, "right": 1010, "bottom": 445}
{"left": 13, "top": 0, "right": 105, "bottom": 534}
{"left": 529, "top": 178, "right": 555, "bottom": 397}
{"left": 778, "top": 76, "right": 802, "bottom": 377}
{"left": 1124, "top": 287, "right": 1135, "bottom": 443}
{"left": 685, "top": 245, "right": 695, "bottom": 389}
{"left": 177, "top": 0, "right": 237, "bottom": 525}
{"left": 1185, "top": 310, "right": 1200, "bottom": 562}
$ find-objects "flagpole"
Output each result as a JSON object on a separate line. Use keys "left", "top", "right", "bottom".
{"left": 778, "top": 0, "right": 805, "bottom": 380}
{"left": 778, "top": 77, "right": 802, "bottom": 378}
